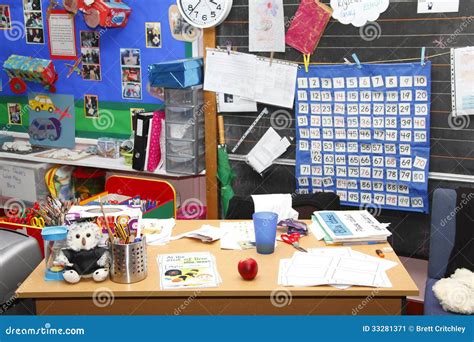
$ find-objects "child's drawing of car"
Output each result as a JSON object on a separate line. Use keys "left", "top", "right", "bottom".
{"left": 29, "top": 95, "right": 56, "bottom": 113}
{"left": 29, "top": 117, "right": 62, "bottom": 141}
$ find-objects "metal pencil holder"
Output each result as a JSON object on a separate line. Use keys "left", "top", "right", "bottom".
{"left": 110, "top": 237, "right": 147, "bottom": 284}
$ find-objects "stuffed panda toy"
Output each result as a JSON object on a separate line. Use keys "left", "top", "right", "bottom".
{"left": 56, "top": 222, "right": 110, "bottom": 284}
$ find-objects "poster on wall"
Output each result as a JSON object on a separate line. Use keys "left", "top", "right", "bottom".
{"left": 23, "top": 0, "right": 44, "bottom": 44}
{"left": 120, "top": 48, "right": 142, "bottom": 100}
{"left": 451, "top": 47, "right": 474, "bottom": 117}
{"left": 249, "top": 0, "right": 285, "bottom": 53}
{"left": 28, "top": 92, "right": 75, "bottom": 148}
{"left": 330, "top": 0, "right": 389, "bottom": 27}
{"left": 47, "top": 9, "right": 77, "bottom": 59}
{"left": 295, "top": 63, "right": 432, "bottom": 213}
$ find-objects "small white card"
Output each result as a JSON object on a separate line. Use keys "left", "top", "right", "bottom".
{"left": 417, "top": 0, "right": 459, "bottom": 13}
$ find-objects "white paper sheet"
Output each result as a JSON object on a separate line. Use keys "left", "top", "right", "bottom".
{"left": 171, "top": 224, "right": 224, "bottom": 243}
{"left": 417, "top": 0, "right": 459, "bottom": 13}
{"left": 220, "top": 221, "right": 255, "bottom": 250}
{"left": 217, "top": 93, "right": 258, "bottom": 113}
{"left": 249, "top": 0, "right": 285, "bottom": 52}
{"left": 252, "top": 194, "right": 298, "bottom": 222}
{"left": 142, "top": 218, "right": 175, "bottom": 245}
{"left": 451, "top": 47, "right": 474, "bottom": 116}
{"left": 246, "top": 127, "right": 290, "bottom": 173}
{"left": 204, "top": 49, "right": 298, "bottom": 108}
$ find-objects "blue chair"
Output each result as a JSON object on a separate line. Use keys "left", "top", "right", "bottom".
{"left": 424, "top": 188, "right": 458, "bottom": 315}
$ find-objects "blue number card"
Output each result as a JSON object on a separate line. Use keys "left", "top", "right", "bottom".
{"left": 295, "top": 62, "right": 431, "bottom": 213}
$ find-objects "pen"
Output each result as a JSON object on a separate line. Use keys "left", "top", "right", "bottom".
{"left": 376, "top": 249, "right": 385, "bottom": 258}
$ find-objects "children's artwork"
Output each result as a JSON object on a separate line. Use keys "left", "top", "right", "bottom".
{"left": 23, "top": 0, "right": 44, "bottom": 44}
{"left": 417, "top": 0, "right": 459, "bottom": 13}
{"left": 145, "top": 22, "right": 162, "bottom": 48}
{"left": 286, "top": 0, "right": 332, "bottom": 55}
{"left": 168, "top": 4, "right": 201, "bottom": 42}
{"left": 84, "top": 94, "right": 99, "bottom": 118}
{"left": 47, "top": 9, "right": 77, "bottom": 59}
{"left": 451, "top": 47, "right": 474, "bottom": 117}
{"left": 81, "top": 30, "right": 101, "bottom": 81}
{"left": 249, "top": 0, "right": 285, "bottom": 53}
{"left": 120, "top": 48, "right": 142, "bottom": 100}
{"left": 7, "top": 103, "right": 22, "bottom": 125}
{"left": 0, "top": 5, "right": 12, "bottom": 29}
{"left": 28, "top": 92, "right": 75, "bottom": 148}
{"left": 63, "top": 0, "right": 132, "bottom": 29}
{"left": 330, "top": 0, "right": 389, "bottom": 27}
{"left": 295, "top": 63, "right": 431, "bottom": 213}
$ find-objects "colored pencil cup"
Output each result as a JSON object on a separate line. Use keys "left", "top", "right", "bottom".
{"left": 253, "top": 212, "right": 278, "bottom": 254}
{"left": 110, "top": 237, "right": 147, "bottom": 284}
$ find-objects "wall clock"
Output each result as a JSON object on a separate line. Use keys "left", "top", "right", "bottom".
{"left": 177, "top": 0, "right": 233, "bottom": 29}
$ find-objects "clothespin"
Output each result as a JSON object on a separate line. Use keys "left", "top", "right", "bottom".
{"left": 352, "top": 53, "right": 362, "bottom": 69}
{"left": 343, "top": 58, "right": 352, "bottom": 65}
{"left": 226, "top": 40, "right": 232, "bottom": 55}
{"left": 421, "top": 47, "right": 426, "bottom": 66}
{"left": 303, "top": 54, "right": 311, "bottom": 73}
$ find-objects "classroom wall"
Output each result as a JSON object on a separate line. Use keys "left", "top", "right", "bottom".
{"left": 0, "top": 0, "right": 191, "bottom": 139}
{"left": 217, "top": 0, "right": 474, "bottom": 259}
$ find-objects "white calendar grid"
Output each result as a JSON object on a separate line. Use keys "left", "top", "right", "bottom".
{"left": 295, "top": 63, "right": 431, "bottom": 213}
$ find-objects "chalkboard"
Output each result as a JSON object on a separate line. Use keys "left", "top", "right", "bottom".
{"left": 216, "top": 0, "right": 474, "bottom": 258}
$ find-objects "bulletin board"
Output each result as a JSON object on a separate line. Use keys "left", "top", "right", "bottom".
{"left": 0, "top": 0, "right": 192, "bottom": 139}
{"left": 295, "top": 63, "right": 431, "bottom": 213}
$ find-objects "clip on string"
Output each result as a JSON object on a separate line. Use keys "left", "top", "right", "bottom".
{"left": 352, "top": 53, "right": 362, "bottom": 69}
{"left": 421, "top": 47, "right": 426, "bottom": 66}
{"left": 303, "top": 54, "right": 311, "bottom": 72}
{"left": 226, "top": 41, "right": 232, "bottom": 55}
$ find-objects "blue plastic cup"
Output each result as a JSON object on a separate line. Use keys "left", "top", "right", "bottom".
{"left": 253, "top": 211, "right": 278, "bottom": 254}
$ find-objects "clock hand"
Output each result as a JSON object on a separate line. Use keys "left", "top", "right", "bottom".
{"left": 189, "top": 0, "right": 202, "bottom": 14}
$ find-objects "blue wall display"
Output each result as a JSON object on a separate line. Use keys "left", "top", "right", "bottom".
{"left": 295, "top": 62, "right": 431, "bottom": 213}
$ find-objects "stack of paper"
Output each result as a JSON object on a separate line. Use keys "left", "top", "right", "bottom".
{"left": 157, "top": 252, "right": 222, "bottom": 289}
{"left": 312, "top": 210, "right": 392, "bottom": 246}
{"left": 171, "top": 225, "right": 224, "bottom": 243}
{"left": 278, "top": 248, "right": 397, "bottom": 288}
{"left": 141, "top": 218, "right": 175, "bottom": 245}
{"left": 246, "top": 128, "right": 291, "bottom": 174}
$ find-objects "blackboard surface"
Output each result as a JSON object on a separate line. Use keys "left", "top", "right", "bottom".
{"left": 216, "top": 0, "right": 474, "bottom": 258}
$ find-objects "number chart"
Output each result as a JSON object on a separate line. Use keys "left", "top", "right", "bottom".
{"left": 295, "top": 62, "right": 431, "bottom": 213}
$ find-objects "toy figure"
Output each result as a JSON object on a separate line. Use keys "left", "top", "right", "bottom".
{"left": 63, "top": 0, "right": 131, "bottom": 28}
{"left": 55, "top": 222, "right": 110, "bottom": 284}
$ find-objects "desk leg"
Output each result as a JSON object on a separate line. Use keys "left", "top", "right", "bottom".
{"left": 35, "top": 297, "right": 406, "bottom": 315}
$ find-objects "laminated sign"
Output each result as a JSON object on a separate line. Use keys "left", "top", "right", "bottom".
{"left": 295, "top": 62, "right": 432, "bottom": 213}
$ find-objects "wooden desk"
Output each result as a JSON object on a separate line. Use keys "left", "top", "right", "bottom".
{"left": 17, "top": 220, "right": 418, "bottom": 315}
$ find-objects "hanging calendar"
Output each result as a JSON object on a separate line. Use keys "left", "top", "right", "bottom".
{"left": 295, "top": 62, "right": 431, "bottom": 213}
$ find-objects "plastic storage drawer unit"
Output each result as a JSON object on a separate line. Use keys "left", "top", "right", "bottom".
{"left": 166, "top": 153, "right": 205, "bottom": 175}
{"left": 0, "top": 229, "right": 42, "bottom": 315}
{"left": 165, "top": 85, "right": 203, "bottom": 107}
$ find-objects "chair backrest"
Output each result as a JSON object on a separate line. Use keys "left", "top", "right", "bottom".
{"left": 429, "top": 188, "right": 457, "bottom": 279}
{"left": 105, "top": 175, "right": 176, "bottom": 219}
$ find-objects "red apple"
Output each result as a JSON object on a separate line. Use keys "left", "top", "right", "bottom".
{"left": 238, "top": 258, "right": 258, "bottom": 280}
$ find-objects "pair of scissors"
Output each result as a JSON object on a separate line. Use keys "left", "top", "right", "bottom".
{"left": 30, "top": 217, "right": 45, "bottom": 228}
{"left": 281, "top": 233, "right": 307, "bottom": 253}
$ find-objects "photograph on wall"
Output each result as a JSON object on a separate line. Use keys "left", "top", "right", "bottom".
{"left": 84, "top": 94, "right": 99, "bottom": 118}
{"left": 23, "top": 0, "right": 44, "bottom": 44}
{"left": 120, "top": 48, "right": 142, "bottom": 100}
{"left": 81, "top": 30, "right": 101, "bottom": 81}
{"left": 27, "top": 92, "right": 75, "bottom": 148}
{"left": 0, "top": 5, "right": 12, "bottom": 29}
{"left": 146, "top": 22, "right": 162, "bottom": 48}
{"left": 7, "top": 103, "right": 22, "bottom": 125}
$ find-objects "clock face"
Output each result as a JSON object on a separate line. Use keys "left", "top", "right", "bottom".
{"left": 177, "top": 0, "right": 232, "bottom": 28}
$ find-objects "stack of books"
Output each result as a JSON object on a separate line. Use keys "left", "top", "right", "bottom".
{"left": 312, "top": 210, "right": 392, "bottom": 246}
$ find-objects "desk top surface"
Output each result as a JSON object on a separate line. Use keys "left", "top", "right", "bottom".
{"left": 17, "top": 220, "right": 418, "bottom": 298}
